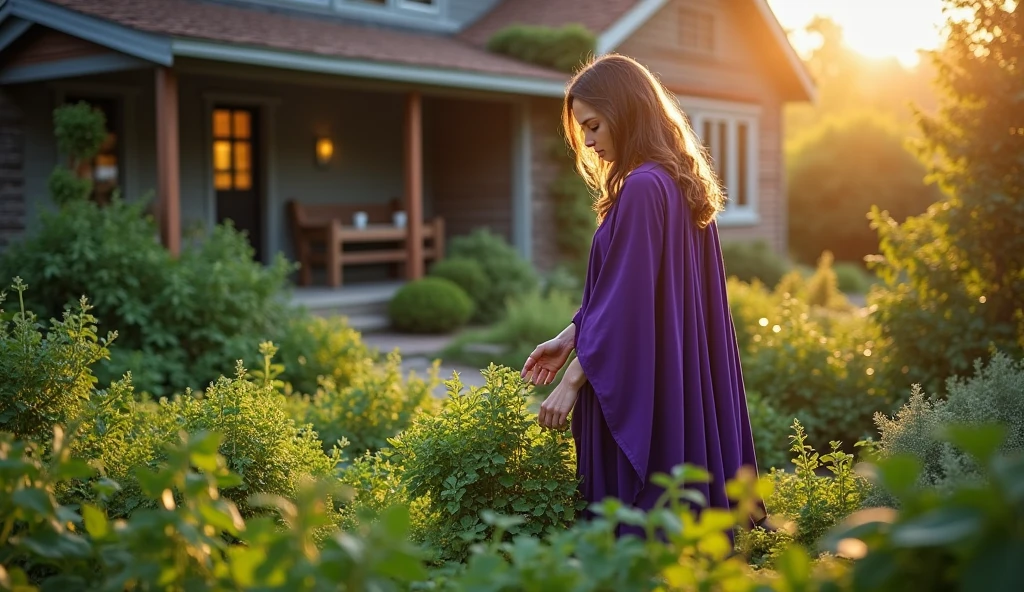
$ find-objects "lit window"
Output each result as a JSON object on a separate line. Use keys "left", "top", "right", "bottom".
{"left": 212, "top": 108, "right": 253, "bottom": 191}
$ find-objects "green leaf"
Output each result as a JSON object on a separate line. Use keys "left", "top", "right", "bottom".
{"left": 874, "top": 455, "right": 922, "bottom": 498}
{"left": 82, "top": 504, "right": 109, "bottom": 538}
{"left": 889, "top": 506, "right": 984, "bottom": 547}
{"left": 12, "top": 488, "right": 52, "bottom": 517}
{"left": 774, "top": 546, "right": 812, "bottom": 585}
{"left": 963, "top": 540, "right": 1024, "bottom": 592}
{"left": 374, "top": 552, "right": 428, "bottom": 581}
{"left": 941, "top": 423, "right": 1007, "bottom": 465}
{"left": 380, "top": 505, "right": 411, "bottom": 539}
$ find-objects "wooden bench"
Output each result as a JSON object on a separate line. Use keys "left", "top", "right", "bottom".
{"left": 287, "top": 199, "right": 445, "bottom": 287}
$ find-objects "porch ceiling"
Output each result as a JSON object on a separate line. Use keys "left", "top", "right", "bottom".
{"left": 1, "top": 0, "right": 567, "bottom": 96}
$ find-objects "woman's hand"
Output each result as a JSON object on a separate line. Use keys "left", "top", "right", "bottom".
{"left": 521, "top": 324, "right": 575, "bottom": 386}
{"left": 538, "top": 358, "right": 587, "bottom": 430}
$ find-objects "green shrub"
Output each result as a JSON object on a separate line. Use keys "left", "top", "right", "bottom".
{"left": 0, "top": 278, "right": 113, "bottom": 441}
{"left": 823, "top": 423, "right": 1024, "bottom": 592}
{"left": 269, "top": 311, "right": 376, "bottom": 397}
{"left": 0, "top": 198, "right": 294, "bottom": 396}
{"left": 47, "top": 166, "right": 93, "bottom": 207}
{"left": 486, "top": 23, "right": 596, "bottom": 74}
{"left": 870, "top": 351, "right": 1024, "bottom": 500}
{"left": 550, "top": 169, "right": 596, "bottom": 274}
{"left": 390, "top": 365, "right": 585, "bottom": 562}
{"left": 447, "top": 228, "right": 539, "bottom": 323}
{"left": 721, "top": 240, "right": 790, "bottom": 288}
{"left": 287, "top": 350, "right": 440, "bottom": 457}
{"left": 428, "top": 257, "right": 489, "bottom": 316}
{"left": 740, "top": 289, "right": 893, "bottom": 450}
{"left": 745, "top": 391, "right": 791, "bottom": 471}
{"left": 805, "top": 251, "right": 854, "bottom": 312}
{"left": 388, "top": 277, "right": 473, "bottom": 334}
{"left": 833, "top": 260, "right": 875, "bottom": 294}
{"left": 726, "top": 277, "right": 780, "bottom": 353}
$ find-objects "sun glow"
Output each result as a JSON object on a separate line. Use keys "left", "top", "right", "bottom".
{"left": 767, "top": 0, "right": 949, "bottom": 67}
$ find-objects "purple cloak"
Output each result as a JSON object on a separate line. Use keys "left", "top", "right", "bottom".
{"left": 570, "top": 162, "right": 759, "bottom": 535}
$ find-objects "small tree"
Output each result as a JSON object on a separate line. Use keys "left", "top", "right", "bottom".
{"left": 49, "top": 101, "right": 107, "bottom": 206}
{"left": 867, "top": 0, "right": 1024, "bottom": 394}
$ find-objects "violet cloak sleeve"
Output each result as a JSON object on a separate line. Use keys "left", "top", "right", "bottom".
{"left": 573, "top": 172, "right": 665, "bottom": 493}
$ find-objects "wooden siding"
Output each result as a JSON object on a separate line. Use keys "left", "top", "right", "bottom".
{"left": 617, "top": 0, "right": 789, "bottom": 253}
{"left": 429, "top": 98, "right": 514, "bottom": 242}
{"left": 0, "top": 28, "right": 113, "bottom": 70}
{"left": 0, "top": 90, "right": 25, "bottom": 251}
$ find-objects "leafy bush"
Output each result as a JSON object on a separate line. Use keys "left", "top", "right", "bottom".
{"left": 390, "top": 365, "right": 585, "bottom": 562}
{"left": 721, "top": 240, "right": 790, "bottom": 288}
{"left": 269, "top": 311, "right": 376, "bottom": 397}
{"left": 822, "top": 423, "right": 1024, "bottom": 592}
{"left": 486, "top": 23, "right": 596, "bottom": 74}
{"left": 0, "top": 279, "right": 114, "bottom": 441}
{"left": 0, "top": 428, "right": 429, "bottom": 591}
{"left": 740, "top": 290, "right": 893, "bottom": 450}
{"left": 447, "top": 228, "right": 539, "bottom": 323}
{"left": 745, "top": 391, "right": 791, "bottom": 471}
{"left": 0, "top": 198, "right": 294, "bottom": 396}
{"left": 786, "top": 112, "right": 941, "bottom": 267}
{"left": 726, "top": 277, "right": 780, "bottom": 353}
{"left": 388, "top": 277, "right": 473, "bottom": 334}
{"left": 287, "top": 350, "right": 440, "bottom": 457}
{"left": 49, "top": 101, "right": 107, "bottom": 206}
{"left": 428, "top": 257, "right": 489, "bottom": 317}
{"left": 550, "top": 168, "right": 596, "bottom": 276}
{"left": 871, "top": 351, "right": 1024, "bottom": 499}
{"left": 834, "top": 260, "right": 875, "bottom": 294}
{"left": 805, "top": 251, "right": 854, "bottom": 312}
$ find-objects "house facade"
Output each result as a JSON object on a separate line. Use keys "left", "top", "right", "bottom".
{"left": 0, "top": 0, "right": 814, "bottom": 284}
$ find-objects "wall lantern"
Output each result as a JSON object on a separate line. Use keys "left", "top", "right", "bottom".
{"left": 315, "top": 137, "right": 334, "bottom": 167}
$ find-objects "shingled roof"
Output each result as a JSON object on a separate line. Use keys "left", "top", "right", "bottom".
{"left": 458, "top": 0, "right": 642, "bottom": 47}
{"left": 43, "top": 0, "right": 567, "bottom": 81}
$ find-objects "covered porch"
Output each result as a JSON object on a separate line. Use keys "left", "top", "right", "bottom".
{"left": 0, "top": 0, "right": 547, "bottom": 289}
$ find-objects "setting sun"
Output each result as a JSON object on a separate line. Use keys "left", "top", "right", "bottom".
{"left": 768, "top": 0, "right": 948, "bottom": 67}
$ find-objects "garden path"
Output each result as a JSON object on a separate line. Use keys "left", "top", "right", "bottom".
{"left": 361, "top": 331, "right": 490, "bottom": 398}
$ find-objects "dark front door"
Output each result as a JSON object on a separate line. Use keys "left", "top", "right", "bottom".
{"left": 212, "top": 106, "right": 262, "bottom": 261}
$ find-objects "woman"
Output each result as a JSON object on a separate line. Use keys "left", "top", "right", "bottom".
{"left": 521, "top": 54, "right": 760, "bottom": 535}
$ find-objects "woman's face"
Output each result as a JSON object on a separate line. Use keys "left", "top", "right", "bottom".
{"left": 572, "top": 98, "right": 615, "bottom": 163}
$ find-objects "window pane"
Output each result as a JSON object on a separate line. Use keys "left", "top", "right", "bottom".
{"left": 213, "top": 110, "right": 231, "bottom": 138}
{"left": 234, "top": 141, "right": 251, "bottom": 172}
{"left": 737, "top": 123, "right": 749, "bottom": 206}
{"left": 234, "top": 171, "right": 252, "bottom": 191}
{"left": 213, "top": 141, "right": 232, "bottom": 171}
{"left": 214, "top": 172, "right": 233, "bottom": 190}
{"left": 233, "top": 111, "right": 251, "bottom": 139}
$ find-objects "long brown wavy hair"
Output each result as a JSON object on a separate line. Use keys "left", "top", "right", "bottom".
{"left": 562, "top": 54, "right": 725, "bottom": 228}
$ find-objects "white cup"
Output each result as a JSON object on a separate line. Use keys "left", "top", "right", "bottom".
{"left": 392, "top": 211, "right": 407, "bottom": 229}
{"left": 353, "top": 211, "right": 368, "bottom": 229}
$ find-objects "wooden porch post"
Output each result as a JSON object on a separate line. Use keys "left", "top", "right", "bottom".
{"left": 403, "top": 90, "right": 424, "bottom": 280}
{"left": 155, "top": 67, "right": 180, "bottom": 256}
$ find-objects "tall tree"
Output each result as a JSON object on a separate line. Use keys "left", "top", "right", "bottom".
{"left": 869, "top": 0, "right": 1024, "bottom": 394}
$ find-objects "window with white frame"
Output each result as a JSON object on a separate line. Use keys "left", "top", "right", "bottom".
{"left": 342, "top": 0, "right": 441, "bottom": 13}
{"left": 678, "top": 97, "right": 760, "bottom": 225}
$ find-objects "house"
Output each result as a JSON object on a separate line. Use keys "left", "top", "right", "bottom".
{"left": 0, "top": 0, "right": 814, "bottom": 287}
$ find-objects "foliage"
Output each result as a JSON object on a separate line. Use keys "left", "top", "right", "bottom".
{"left": 787, "top": 112, "right": 941, "bottom": 266}
{"left": 388, "top": 277, "right": 474, "bottom": 334}
{"left": 870, "top": 352, "right": 1024, "bottom": 503}
{"left": 834, "top": 260, "right": 876, "bottom": 294}
{"left": 447, "top": 228, "right": 539, "bottom": 323}
{"left": 550, "top": 168, "right": 597, "bottom": 276}
{"left": 805, "top": 251, "right": 855, "bottom": 311}
{"left": 744, "top": 391, "right": 791, "bottom": 471}
{"left": 390, "top": 365, "right": 585, "bottom": 563}
{"left": 867, "top": 0, "right": 1024, "bottom": 395}
{"left": 0, "top": 428, "right": 428, "bottom": 591}
{"left": 47, "top": 167, "right": 93, "bottom": 208}
{"left": 0, "top": 198, "right": 295, "bottom": 396}
{"left": 0, "top": 279, "right": 114, "bottom": 441}
{"left": 486, "top": 23, "right": 596, "bottom": 74}
{"left": 428, "top": 257, "right": 490, "bottom": 318}
{"left": 287, "top": 349, "right": 440, "bottom": 457}
{"left": 52, "top": 101, "right": 107, "bottom": 168}
{"left": 738, "top": 282, "right": 892, "bottom": 449}
{"left": 822, "top": 423, "right": 1024, "bottom": 592}
{"left": 721, "top": 240, "right": 790, "bottom": 288}
{"left": 269, "top": 311, "right": 376, "bottom": 397}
